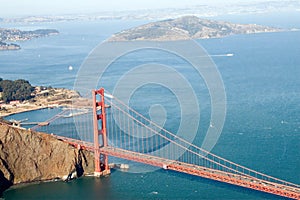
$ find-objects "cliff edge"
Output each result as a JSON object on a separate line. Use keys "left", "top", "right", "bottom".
{"left": 0, "top": 122, "right": 94, "bottom": 196}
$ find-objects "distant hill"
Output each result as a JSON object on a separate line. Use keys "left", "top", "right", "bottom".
{"left": 0, "top": 28, "right": 59, "bottom": 50}
{"left": 0, "top": 28, "right": 59, "bottom": 41}
{"left": 108, "top": 16, "right": 282, "bottom": 41}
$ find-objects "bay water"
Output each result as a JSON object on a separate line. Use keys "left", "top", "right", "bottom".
{"left": 1, "top": 12, "right": 299, "bottom": 199}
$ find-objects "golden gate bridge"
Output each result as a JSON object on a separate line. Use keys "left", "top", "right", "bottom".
{"left": 31, "top": 88, "right": 300, "bottom": 199}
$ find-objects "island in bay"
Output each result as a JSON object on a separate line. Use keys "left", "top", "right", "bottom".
{"left": 108, "top": 15, "right": 282, "bottom": 41}
{"left": 0, "top": 28, "right": 59, "bottom": 50}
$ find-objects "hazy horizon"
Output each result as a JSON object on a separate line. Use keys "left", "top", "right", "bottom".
{"left": 0, "top": 0, "right": 297, "bottom": 17}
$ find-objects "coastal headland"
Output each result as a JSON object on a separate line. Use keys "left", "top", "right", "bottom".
{"left": 0, "top": 80, "right": 105, "bottom": 196}
{"left": 0, "top": 28, "right": 59, "bottom": 50}
{"left": 0, "top": 122, "right": 95, "bottom": 196}
{"left": 0, "top": 85, "right": 91, "bottom": 118}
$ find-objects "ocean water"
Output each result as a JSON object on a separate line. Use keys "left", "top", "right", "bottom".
{"left": 1, "top": 13, "right": 300, "bottom": 199}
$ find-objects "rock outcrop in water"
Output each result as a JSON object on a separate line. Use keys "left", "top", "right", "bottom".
{"left": 0, "top": 122, "right": 94, "bottom": 196}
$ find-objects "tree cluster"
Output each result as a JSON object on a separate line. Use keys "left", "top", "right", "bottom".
{"left": 0, "top": 78, "right": 34, "bottom": 103}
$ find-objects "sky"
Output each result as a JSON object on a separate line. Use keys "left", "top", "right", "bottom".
{"left": 0, "top": 0, "right": 273, "bottom": 17}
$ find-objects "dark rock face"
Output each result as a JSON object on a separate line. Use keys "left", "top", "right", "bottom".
{"left": 0, "top": 123, "right": 94, "bottom": 196}
{"left": 0, "top": 157, "right": 13, "bottom": 196}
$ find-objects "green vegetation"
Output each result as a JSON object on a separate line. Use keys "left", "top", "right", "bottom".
{"left": 0, "top": 78, "right": 34, "bottom": 103}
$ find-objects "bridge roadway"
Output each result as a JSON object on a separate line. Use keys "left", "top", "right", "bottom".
{"left": 54, "top": 136, "right": 300, "bottom": 199}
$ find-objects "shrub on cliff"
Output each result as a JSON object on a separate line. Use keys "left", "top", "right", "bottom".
{"left": 0, "top": 78, "right": 34, "bottom": 103}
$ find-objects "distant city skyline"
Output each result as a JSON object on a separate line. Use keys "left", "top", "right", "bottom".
{"left": 0, "top": 0, "right": 288, "bottom": 17}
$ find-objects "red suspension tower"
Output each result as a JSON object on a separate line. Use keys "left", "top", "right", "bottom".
{"left": 92, "top": 88, "right": 110, "bottom": 176}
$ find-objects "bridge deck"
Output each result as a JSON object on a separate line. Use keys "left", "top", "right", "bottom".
{"left": 100, "top": 146, "right": 300, "bottom": 199}
{"left": 54, "top": 136, "right": 300, "bottom": 199}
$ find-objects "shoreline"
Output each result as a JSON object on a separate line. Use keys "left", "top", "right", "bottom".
{"left": 0, "top": 100, "right": 92, "bottom": 118}
{"left": 0, "top": 87, "right": 91, "bottom": 118}
{"left": 0, "top": 105, "right": 49, "bottom": 118}
{"left": 4, "top": 171, "right": 96, "bottom": 191}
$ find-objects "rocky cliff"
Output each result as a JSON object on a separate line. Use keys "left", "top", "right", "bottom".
{"left": 0, "top": 122, "right": 94, "bottom": 196}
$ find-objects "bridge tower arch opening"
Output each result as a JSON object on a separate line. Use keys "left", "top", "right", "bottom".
{"left": 92, "top": 88, "right": 110, "bottom": 176}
